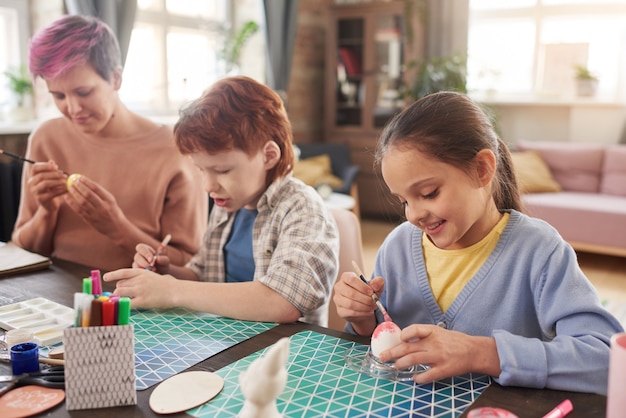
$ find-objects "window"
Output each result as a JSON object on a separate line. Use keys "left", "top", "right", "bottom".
{"left": 120, "top": 0, "right": 251, "bottom": 116}
{"left": 0, "top": 0, "right": 29, "bottom": 110}
{"left": 467, "top": 0, "right": 626, "bottom": 102}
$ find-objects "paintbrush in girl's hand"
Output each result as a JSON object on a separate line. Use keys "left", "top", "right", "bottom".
{"left": 351, "top": 260, "right": 393, "bottom": 322}
{"left": 0, "top": 149, "right": 68, "bottom": 174}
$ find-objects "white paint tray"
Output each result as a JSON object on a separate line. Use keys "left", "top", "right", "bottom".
{"left": 0, "top": 297, "right": 74, "bottom": 346}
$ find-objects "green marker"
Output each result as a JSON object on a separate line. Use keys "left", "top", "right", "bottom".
{"left": 82, "top": 277, "right": 92, "bottom": 294}
{"left": 117, "top": 297, "right": 131, "bottom": 325}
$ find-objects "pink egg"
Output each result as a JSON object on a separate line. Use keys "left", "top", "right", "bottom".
{"left": 370, "top": 321, "right": 402, "bottom": 359}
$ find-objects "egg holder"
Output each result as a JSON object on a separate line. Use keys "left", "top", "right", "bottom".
{"left": 0, "top": 297, "right": 74, "bottom": 347}
{"left": 344, "top": 345, "right": 429, "bottom": 381}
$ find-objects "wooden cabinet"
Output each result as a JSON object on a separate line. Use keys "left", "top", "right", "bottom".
{"left": 324, "top": 1, "right": 424, "bottom": 218}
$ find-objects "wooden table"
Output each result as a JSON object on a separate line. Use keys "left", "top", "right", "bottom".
{"left": 0, "top": 259, "right": 608, "bottom": 417}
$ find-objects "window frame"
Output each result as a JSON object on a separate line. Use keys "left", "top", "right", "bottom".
{"left": 468, "top": 1, "right": 626, "bottom": 103}
{"left": 120, "top": 0, "right": 232, "bottom": 115}
{"left": 0, "top": 0, "right": 30, "bottom": 108}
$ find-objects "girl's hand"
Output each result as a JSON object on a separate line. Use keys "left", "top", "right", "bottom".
{"left": 132, "top": 243, "right": 171, "bottom": 274}
{"left": 333, "top": 272, "right": 385, "bottom": 335}
{"left": 103, "top": 268, "right": 178, "bottom": 309}
{"left": 64, "top": 175, "right": 127, "bottom": 236}
{"left": 379, "top": 324, "right": 501, "bottom": 384}
{"left": 27, "top": 161, "right": 67, "bottom": 212}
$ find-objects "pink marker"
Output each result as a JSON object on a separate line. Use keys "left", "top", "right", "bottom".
{"left": 90, "top": 269, "right": 102, "bottom": 295}
{"left": 542, "top": 399, "right": 573, "bottom": 418}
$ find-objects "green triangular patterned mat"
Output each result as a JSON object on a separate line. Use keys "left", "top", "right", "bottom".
{"left": 188, "top": 330, "right": 490, "bottom": 418}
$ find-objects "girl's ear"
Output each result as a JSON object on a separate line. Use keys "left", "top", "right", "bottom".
{"left": 262, "top": 140, "right": 281, "bottom": 170}
{"left": 475, "top": 149, "right": 497, "bottom": 187}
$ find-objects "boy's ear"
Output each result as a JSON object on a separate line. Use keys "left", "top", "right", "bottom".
{"left": 475, "top": 149, "right": 497, "bottom": 186}
{"left": 262, "top": 140, "right": 281, "bottom": 169}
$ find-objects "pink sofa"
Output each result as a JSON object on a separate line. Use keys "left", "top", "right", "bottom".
{"left": 516, "top": 140, "right": 626, "bottom": 257}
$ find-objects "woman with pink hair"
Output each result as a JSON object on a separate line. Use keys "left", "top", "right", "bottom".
{"left": 12, "top": 15, "right": 207, "bottom": 271}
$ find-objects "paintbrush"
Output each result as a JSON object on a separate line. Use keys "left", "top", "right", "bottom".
{"left": 351, "top": 260, "right": 393, "bottom": 322}
{"left": 148, "top": 234, "right": 172, "bottom": 269}
{"left": 0, "top": 149, "right": 68, "bottom": 174}
{"left": 0, "top": 149, "right": 36, "bottom": 164}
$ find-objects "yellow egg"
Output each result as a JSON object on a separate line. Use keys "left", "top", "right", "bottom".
{"left": 66, "top": 173, "right": 82, "bottom": 189}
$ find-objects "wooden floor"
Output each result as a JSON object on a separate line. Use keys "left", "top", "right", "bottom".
{"left": 360, "top": 219, "right": 626, "bottom": 306}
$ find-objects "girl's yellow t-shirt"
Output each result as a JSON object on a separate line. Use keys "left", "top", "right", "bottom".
{"left": 423, "top": 212, "right": 510, "bottom": 312}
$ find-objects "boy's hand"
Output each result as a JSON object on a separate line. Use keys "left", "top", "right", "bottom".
{"left": 133, "top": 243, "right": 171, "bottom": 273}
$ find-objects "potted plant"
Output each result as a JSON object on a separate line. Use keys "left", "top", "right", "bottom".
{"left": 3, "top": 65, "right": 34, "bottom": 122}
{"left": 574, "top": 64, "right": 598, "bottom": 97}
{"left": 219, "top": 20, "right": 259, "bottom": 75}
{"left": 399, "top": 54, "right": 467, "bottom": 104}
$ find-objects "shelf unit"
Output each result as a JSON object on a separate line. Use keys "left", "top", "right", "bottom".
{"left": 324, "top": 1, "right": 424, "bottom": 218}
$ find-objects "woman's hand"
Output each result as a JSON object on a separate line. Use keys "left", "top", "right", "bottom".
{"left": 333, "top": 272, "right": 385, "bottom": 335}
{"left": 27, "top": 161, "right": 67, "bottom": 212}
{"left": 103, "top": 268, "right": 178, "bottom": 309}
{"left": 379, "top": 324, "right": 501, "bottom": 384}
{"left": 64, "top": 174, "right": 127, "bottom": 237}
{"left": 132, "top": 242, "right": 171, "bottom": 274}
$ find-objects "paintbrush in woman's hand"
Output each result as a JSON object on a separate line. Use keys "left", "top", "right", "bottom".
{"left": 1, "top": 149, "right": 68, "bottom": 174}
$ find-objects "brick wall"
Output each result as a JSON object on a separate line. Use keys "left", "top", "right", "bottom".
{"left": 287, "top": 0, "right": 330, "bottom": 144}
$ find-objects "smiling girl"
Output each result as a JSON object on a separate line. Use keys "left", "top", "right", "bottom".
{"left": 333, "top": 91, "right": 623, "bottom": 394}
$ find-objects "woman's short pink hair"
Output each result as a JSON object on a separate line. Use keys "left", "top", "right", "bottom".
{"left": 29, "top": 15, "right": 121, "bottom": 81}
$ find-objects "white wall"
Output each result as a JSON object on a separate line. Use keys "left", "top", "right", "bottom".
{"left": 476, "top": 96, "right": 626, "bottom": 146}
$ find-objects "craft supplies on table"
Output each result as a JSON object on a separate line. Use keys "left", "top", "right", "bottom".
{"left": 189, "top": 330, "right": 491, "bottom": 418}
{"left": 0, "top": 298, "right": 74, "bottom": 346}
{"left": 63, "top": 277, "right": 136, "bottom": 410}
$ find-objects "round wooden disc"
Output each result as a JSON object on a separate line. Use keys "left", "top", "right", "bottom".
{"left": 48, "top": 345, "right": 65, "bottom": 359}
{"left": 0, "top": 385, "right": 65, "bottom": 418}
{"left": 149, "top": 371, "right": 224, "bottom": 414}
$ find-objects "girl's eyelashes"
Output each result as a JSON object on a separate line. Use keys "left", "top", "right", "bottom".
{"left": 423, "top": 188, "right": 439, "bottom": 199}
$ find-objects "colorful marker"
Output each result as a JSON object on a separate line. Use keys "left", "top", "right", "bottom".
{"left": 91, "top": 269, "right": 102, "bottom": 295}
{"left": 82, "top": 277, "right": 92, "bottom": 294}
{"left": 117, "top": 297, "right": 131, "bottom": 325}
{"left": 101, "top": 298, "right": 116, "bottom": 326}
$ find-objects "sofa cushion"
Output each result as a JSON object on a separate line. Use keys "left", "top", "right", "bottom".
{"left": 510, "top": 151, "right": 562, "bottom": 193}
{"left": 293, "top": 154, "right": 344, "bottom": 189}
{"left": 600, "top": 145, "right": 626, "bottom": 197}
{"left": 516, "top": 140, "right": 604, "bottom": 193}
{"left": 522, "top": 192, "right": 626, "bottom": 250}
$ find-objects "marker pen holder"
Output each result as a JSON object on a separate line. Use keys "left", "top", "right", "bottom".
{"left": 63, "top": 325, "right": 136, "bottom": 410}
